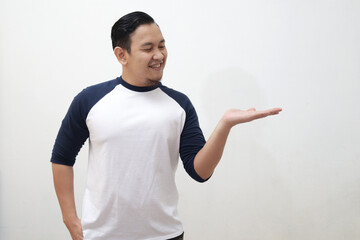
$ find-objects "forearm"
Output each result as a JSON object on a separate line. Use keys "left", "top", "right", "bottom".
{"left": 52, "top": 163, "right": 83, "bottom": 239}
{"left": 193, "top": 107, "right": 282, "bottom": 180}
{"left": 194, "top": 118, "right": 231, "bottom": 180}
{"left": 52, "top": 163, "right": 79, "bottom": 223}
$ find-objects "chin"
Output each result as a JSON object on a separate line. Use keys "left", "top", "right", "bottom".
{"left": 148, "top": 75, "right": 163, "bottom": 83}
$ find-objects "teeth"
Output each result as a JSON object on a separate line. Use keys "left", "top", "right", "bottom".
{"left": 150, "top": 63, "right": 162, "bottom": 68}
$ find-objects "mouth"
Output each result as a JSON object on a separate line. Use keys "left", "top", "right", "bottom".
{"left": 149, "top": 62, "right": 163, "bottom": 71}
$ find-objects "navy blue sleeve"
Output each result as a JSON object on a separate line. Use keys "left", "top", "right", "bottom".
{"left": 51, "top": 78, "right": 120, "bottom": 166}
{"left": 160, "top": 85, "right": 209, "bottom": 182}
{"left": 180, "top": 103, "right": 209, "bottom": 182}
{"left": 51, "top": 90, "right": 90, "bottom": 166}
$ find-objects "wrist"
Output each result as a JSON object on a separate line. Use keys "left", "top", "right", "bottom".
{"left": 219, "top": 115, "right": 234, "bottom": 131}
{"left": 63, "top": 214, "right": 80, "bottom": 225}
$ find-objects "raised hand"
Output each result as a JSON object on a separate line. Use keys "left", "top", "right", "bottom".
{"left": 221, "top": 107, "right": 282, "bottom": 128}
{"left": 194, "top": 107, "right": 282, "bottom": 179}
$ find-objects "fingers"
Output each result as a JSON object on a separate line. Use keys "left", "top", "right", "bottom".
{"left": 269, "top": 107, "right": 282, "bottom": 115}
{"left": 253, "top": 108, "right": 282, "bottom": 119}
{"left": 247, "top": 107, "right": 282, "bottom": 115}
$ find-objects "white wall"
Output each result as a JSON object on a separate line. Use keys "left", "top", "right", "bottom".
{"left": 1, "top": 0, "right": 359, "bottom": 239}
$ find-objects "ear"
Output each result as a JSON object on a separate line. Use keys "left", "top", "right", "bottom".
{"left": 114, "top": 47, "right": 128, "bottom": 65}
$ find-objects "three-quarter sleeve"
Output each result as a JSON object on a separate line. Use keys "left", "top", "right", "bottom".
{"left": 51, "top": 91, "right": 90, "bottom": 166}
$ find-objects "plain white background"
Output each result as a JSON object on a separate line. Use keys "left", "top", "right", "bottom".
{"left": 0, "top": 0, "right": 359, "bottom": 239}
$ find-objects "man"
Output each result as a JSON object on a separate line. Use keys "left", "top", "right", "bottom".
{"left": 51, "top": 11, "right": 281, "bottom": 240}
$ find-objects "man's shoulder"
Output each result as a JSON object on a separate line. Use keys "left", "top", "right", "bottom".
{"left": 159, "top": 84, "right": 193, "bottom": 111}
{"left": 160, "top": 84, "right": 189, "bottom": 98}
{"left": 80, "top": 78, "right": 120, "bottom": 96}
{"left": 72, "top": 78, "right": 119, "bottom": 102}
{"left": 71, "top": 78, "right": 120, "bottom": 111}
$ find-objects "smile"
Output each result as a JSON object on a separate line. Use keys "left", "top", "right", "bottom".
{"left": 149, "top": 62, "right": 163, "bottom": 71}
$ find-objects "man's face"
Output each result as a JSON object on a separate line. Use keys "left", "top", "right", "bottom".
{"left": 125, "top": 23, "right": 167, "bottom": 85}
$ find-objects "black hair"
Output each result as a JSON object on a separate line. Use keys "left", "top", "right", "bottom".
{"left": 111, "top": 11, "right": 155, "bottom": 53}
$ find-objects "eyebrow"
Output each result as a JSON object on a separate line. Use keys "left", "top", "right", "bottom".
{"left": 141, "top": 39, "right": 166, "bottom": 48}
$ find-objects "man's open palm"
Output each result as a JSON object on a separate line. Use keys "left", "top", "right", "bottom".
{"left": 222, "top": 107, "right": 282, "bottom": 128}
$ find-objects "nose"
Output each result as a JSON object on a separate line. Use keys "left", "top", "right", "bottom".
{"left": 153, "top": 49, "right": 164, "bottom": 61}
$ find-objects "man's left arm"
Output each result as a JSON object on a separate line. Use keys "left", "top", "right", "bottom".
{"left": 194, "top": 108, "right": 282, "bottom": 180}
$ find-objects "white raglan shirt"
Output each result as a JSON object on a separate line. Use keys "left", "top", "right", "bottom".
{"left": 51, "top": 77, "right": 207, "bottom": 240}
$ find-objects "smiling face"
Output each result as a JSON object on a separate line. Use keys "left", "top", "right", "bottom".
{"left": 115, "top": 23, "right": 167, "bottom": 87}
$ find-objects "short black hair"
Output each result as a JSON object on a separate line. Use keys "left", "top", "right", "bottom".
{"left": 111, "top": 11, "right": 155, "bottom": 53}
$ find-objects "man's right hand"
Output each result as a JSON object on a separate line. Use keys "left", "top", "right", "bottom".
{"left": 52, "top": 163, "right": 83, "bottom": 240}
{"left": 64, "top": 217, "right": 83, "bottom": 240}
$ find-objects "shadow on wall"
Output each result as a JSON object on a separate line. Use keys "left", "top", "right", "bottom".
{"left": 213, "top": 139, "right": 293, "bottom": 239}
{"left": 197, "top": 68, "right": 293, "bottom": 238}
